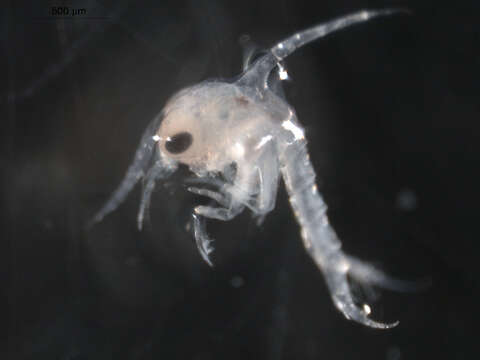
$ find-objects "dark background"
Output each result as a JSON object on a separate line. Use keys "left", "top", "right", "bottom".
{"left": 1, "top": 0, "right": 478, "bottom": 359}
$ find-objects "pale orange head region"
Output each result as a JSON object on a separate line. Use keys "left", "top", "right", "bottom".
{"left": 156, "top": 82, "right": 279, "bottom": 175}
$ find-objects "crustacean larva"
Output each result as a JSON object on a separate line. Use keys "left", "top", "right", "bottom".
{"left": 90, "top": 8, "right": 412, "bottom": 328}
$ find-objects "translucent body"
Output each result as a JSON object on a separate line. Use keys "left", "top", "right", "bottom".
{"left": 90, "top": 9, "right": 411, "bottom": 329}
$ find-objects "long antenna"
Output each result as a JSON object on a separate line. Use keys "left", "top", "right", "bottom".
{"left": 238, "top": 8, "right": 410, "bottom": 89}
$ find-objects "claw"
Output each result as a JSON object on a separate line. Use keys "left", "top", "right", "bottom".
{"left": 192, "top": 214, "right": 214, "bottom": 267}
{"left": 332, "top": 293, "right": 399, "bottom": 329}
{"left": 324, "top": 260, "right": 399, "bottom": 329}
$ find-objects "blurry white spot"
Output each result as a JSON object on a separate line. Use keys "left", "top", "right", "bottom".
{"left": 386, "top": 346, "right": 401, "bottom": 360}
{"left": 363, "top": 304, "right": 371, "bottom": 315}
{"left": 278, "top": 43, "right": 284, "bottom": 49}
{"left": 282, "top": 119, "right": 304, "bottom": 140}
{"left": 44, "top": 219, "right": 53, "bottom": 230}
{"left": 311, "top": 184, "right": 317, "bottom": 194}
{"left": 239, "top": 34, "right": 250, "bottom": 42}
{"left": 125, "top": 256, "right": 140, "bottom": 267}
{"left": 396, "top": 188, "right": 417, "bottom": 211}
{"left": 338, "top": 259, "right": 350, "bottom": 273}
{"left": 360, "top": 11, "right": 369, "bottom": 20}
{"left": 234, "top": 142, "right": 245, "bottom": 157}
{"left": 295, "top": 34, "right": 300, "bottom": 39}
{"left": 230, "top": 275, "right": 245, "bottom": 288}
{"left": 278, "top": 63, "right": 289, "bottom": 80}
{"left": 152, "top": 134, "right": 160, "bottom": 142}
{"left": 255, "top": 135, "right": 273, "bottom": 150}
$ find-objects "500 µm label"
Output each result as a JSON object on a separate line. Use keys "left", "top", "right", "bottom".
{"left": 50, "top": 7, "right": 87, "bottom": 17}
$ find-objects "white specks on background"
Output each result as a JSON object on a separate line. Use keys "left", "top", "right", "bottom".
{"left": 230, "top": 275, "right": 245, "bottom": 288}
{"left": 396, "top": 188, "right": 417, "bottom": 211}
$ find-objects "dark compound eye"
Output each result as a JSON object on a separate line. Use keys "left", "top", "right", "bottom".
{"left": 165, "top": 132, "right": 193, "bottom": 154}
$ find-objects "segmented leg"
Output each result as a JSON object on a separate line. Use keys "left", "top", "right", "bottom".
{"left": 88, "top": 113, "right": 164, "bottom": 228}
{"left": 279, "top": 133, "right": 399, "bottom": 328}
{"left": 191, "top": 203, "right": 244, "bottom": 266}
{"left": 192, "top": 214, "right": 215, "bottom": 267}
{"left": 194, "top": 204, "right": 244, "bottom": 221}
{"left": 187, "top": 187, "right": 230, "bottom": 207}
{"left": 137, "top": 160, "right": 177, "bottom": 230}
{"left": 189, "top": 170, "right": 249, "bottom": 221}
{"left": 188, "top": 184, "right": 245, "bottom": 265}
